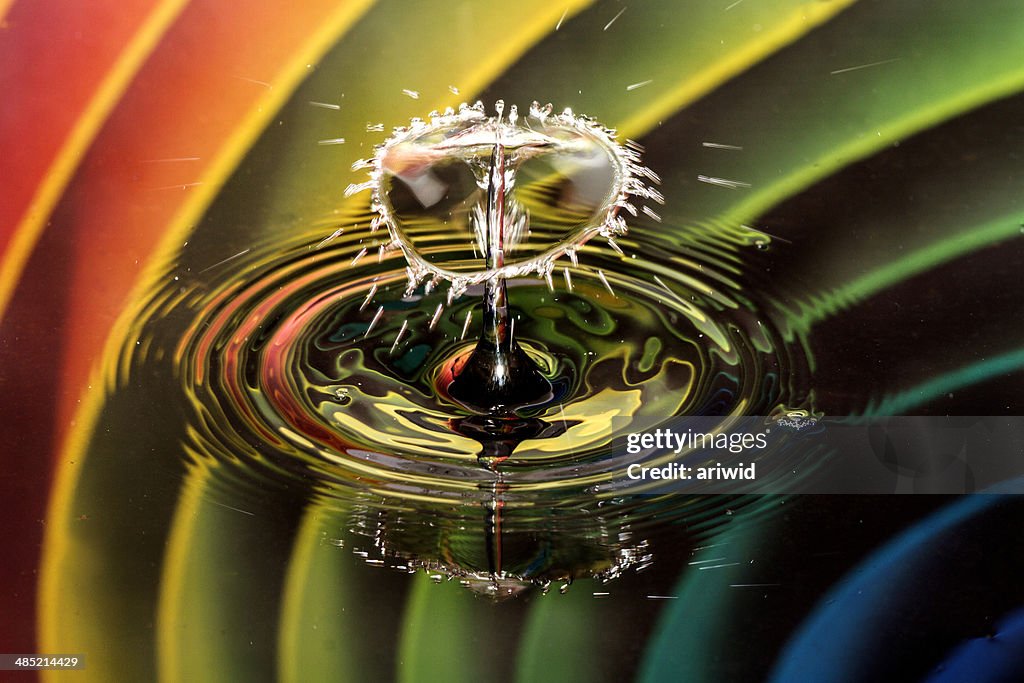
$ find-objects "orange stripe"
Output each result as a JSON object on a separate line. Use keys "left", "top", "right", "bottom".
{"left": 0, "top": 0, "right": 186, "bottom": 655}
{"left": 0, "top": 0, "right": 16, "bottom": 21}
{"left": 37, "top": 0, "right": 376, "bottom": 663}
{"left": 47, "top": 0, "right": 371, "bottom": 435}
{"left": 0, "top": 0, "right": 187, "bottom": 322}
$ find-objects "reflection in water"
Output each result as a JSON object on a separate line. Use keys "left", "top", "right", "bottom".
{"left": 341, "top": 492, "right": 656, "bottom": 600}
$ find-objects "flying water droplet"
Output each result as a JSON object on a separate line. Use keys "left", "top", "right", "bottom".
{"left": 429, "top": 303, "right": 444, "bottom": 330}
{"left": 641, "top": 206, "right": 662, "bottom": 222}
{"left": 390, "top": 320, "right": 408, "bottom": 354}
{"left": 364, "top": 305, "right": 384, "bottom": 337}
{"left": 360, "top": 283, "right": 378, "bottom": 311}
{"left": 349, "top": 247, "right": 367, "bottom": 267}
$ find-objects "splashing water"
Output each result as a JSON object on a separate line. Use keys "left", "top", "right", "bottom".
{"left": 115, "top": 101, "right": 813, "bottom": 594}
{"left": 345, "top": 100, "right": 663, "bottom": 300}
{"left": 346, "top": 101, "right": 663, "bottom": 417}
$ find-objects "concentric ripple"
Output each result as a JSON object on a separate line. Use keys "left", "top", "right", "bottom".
{"left": 124, "top": 214, "right": 812, "bottom": 513}
{"left": 109, "top": 105, "right": 816, "bottom": 599}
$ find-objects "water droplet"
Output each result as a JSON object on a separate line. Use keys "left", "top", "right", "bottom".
{"left": 641, "top": 206, "right": 661, "bottom": 222}
{"left": 349, "top": 247, "right": 367, "bottom": 267}
{"left": 364, "top": 305, "right": 384, "bottom": 338}
{"left": 529, "top": 101, "right": 552, "bottom": 123}
{"left": 359, "top": 283, "right": 378, "bottom": 311}
{"left": 390, "top": 320, "right": 408, "bottom": 354}
{"left": 429, "top": 303, "right": 444, "bottom": 330}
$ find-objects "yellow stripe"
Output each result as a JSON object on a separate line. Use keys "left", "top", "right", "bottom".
{"left": 616, "top": 0, "right": 857, "bottom": 139}
{"left": 166, "top": 4, "right": 598, "bottom": 672}
{"left": 277, "top": 509, "right": 323, "bottom": 683}
{"left": 722, "top": 67, "right": 1024, "bottom": 226}
{"left": 285, "top": 0, "right": 595, "bottom": 247}
{"left": 38, "top": 0, "right": 376, "bottom": 669}
{"left": 155, "top": 463, "right": 212, "bottom": 683}
{"left": 35, "top": 0, "right": 189, "bottom": 666}
{"left": 0, "top": 0, "right": 189, "bottom": 324}
{"left": 0, "top": 0, "right": 16, "bottom": 22}
{"left": 436, "top": 0, "right": 592, "bottom": 108}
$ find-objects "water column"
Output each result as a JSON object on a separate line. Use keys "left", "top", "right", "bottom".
{"left": 447, "top": 131, "right": 553, "bottom": 414}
